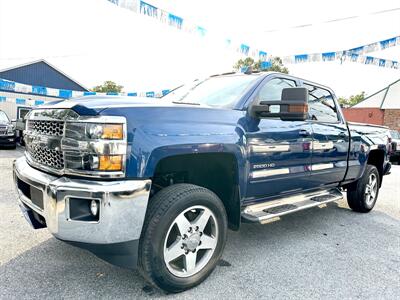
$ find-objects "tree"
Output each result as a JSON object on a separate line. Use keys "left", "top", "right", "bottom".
{"left": 338, "top": 92, "right": 365, "bottom": 107}
{"left": 92, "top": 81, "right": 123, "bottom": 93}
{"left": 233, "top": 56, "right": 289, "bottom": 74}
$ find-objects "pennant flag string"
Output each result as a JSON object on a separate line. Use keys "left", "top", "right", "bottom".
{"left": 0, "top": 77, "right": 170, "bottom": 100}
{"left": 107, "top": 1, "right": 399, "bottom": 70}
{"left": 282, "top": 36, "right": 400, "bottom": 69}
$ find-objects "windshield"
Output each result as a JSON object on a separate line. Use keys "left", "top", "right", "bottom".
{"left": 162, "top": 75, "right": 259, "bottom": 108}
{"left": 0, "top": 111, "right": 9, "bottom": 122}
{"left": 390, "top": 130, "right": 400, "bottom": 139}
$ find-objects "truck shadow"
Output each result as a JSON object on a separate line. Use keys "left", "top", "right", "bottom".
{"left": 1, "top": 202, "right": 399, "bottom": 299}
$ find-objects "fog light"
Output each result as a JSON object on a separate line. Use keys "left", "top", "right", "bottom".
{"left": 90, "top": 200, "right": 99, "bottom": 216}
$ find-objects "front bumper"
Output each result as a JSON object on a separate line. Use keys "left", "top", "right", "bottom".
{"left": 13, "top": 157, "right": 151, "bottom": 245}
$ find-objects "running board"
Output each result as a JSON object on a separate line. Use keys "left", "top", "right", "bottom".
{"left": 242, "top": 188, "right": 343, "bottom": 224}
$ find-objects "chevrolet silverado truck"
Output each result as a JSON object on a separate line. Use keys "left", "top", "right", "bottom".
{"left": 13, "top": 72, "right": 391, "bottom": 292}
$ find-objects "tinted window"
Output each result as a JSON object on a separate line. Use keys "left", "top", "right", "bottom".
{"left": 305, "top": 84, "right": 339, "bottom": 122}
{"left": 162, "top": 75, "right": 259, "bottom": 108}
{"left": 257, "top": 78, "right": 296, "bottom": 101}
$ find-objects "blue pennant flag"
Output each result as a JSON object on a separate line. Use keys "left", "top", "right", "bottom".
{"left": 380, "top": 37, "right": 397, "bottom": 50}
{"left": 168, "top": 13, "right": 183, "bottom": 29}
{"left": 350, "top": 53, "right": 359, "bottom": 62}
{"left": 127, "top": 92, "right": 137, "bottom": 96}
{"left": 379, "top": 59, "right": 386, "bottom": 67}
{"left": 34, "top": 100, "right": 45, "bottom": 106}
{"left": 365, "top": 56, "right": 374, "bottom": 64}
{"left": 322, "top": 52, "right": 335, "bottom": 61}
{"left": 146, "top": 91, "right": 155, "bottom": 98}
{"left": 0, "top": 79, "right": 15, "bottom": 91}
{"left": 83, "top": 92, "right": 96, "bottom": 96}
{"left": 59, "top": 89, "right": 72, "bottom": 98}
{"left": 259, "top": 51, "right": 267, "bottom": 61}
{"left": 348, "top": 46, "right": 364, "bottom": 54}
{"left": 295, "top": 54, "right": 308, "bottom": 63}
{"left": 240, "top": 44, "right": 250, "bottom": 55}
{"left": 32, "top": 86, "right": 47, "bottom": 95}
{"left": 391, "top": 61, "right": 399, "bottom": 69}
{"left": 162, "top": 89, "right": 170, "bottom": 96}
{"left": 16, "top": 98, "right": 26, "bottom": 105}
{"left": 140, "top": 1, "right": 158, "bottom": 18}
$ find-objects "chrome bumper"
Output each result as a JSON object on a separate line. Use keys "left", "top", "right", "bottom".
{"left": 13, "top": 157, "right": 151, "bottom": 244}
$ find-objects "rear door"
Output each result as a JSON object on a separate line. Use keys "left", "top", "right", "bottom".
{"left": 304, "top": 84, "right": 349, "bottom": 187}
{"left": 244, "top": 76, "right": 314, "bottom": 201}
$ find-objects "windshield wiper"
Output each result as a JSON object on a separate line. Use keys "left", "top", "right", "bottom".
{"left": 172, "top": 101, "right": 200, "bottom": 105}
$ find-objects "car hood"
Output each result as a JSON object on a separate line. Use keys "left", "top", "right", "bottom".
{"left": 38, "top": 96, "right": 204, "bottom": 115}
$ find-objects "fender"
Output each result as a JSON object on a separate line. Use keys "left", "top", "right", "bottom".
{"left": 100, "top": 105, "right": 249, "bottom": 196}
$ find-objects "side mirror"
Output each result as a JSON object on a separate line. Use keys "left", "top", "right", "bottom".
{"left": 250, "top": 87, "right": 309, "bottom": 121}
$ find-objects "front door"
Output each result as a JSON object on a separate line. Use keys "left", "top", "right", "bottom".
{"left": 244, "top": 77, "right": 314, "bottom": 202}
{"left": 304, "top": 83, "right": 349, "bottom": 187}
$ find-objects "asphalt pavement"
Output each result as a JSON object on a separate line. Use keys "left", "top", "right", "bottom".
{"left": 0, "top": 147, "right": 399, "bottom": 299}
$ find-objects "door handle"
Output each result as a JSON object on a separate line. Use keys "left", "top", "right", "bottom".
{"left": 338, "top": 132, "right": 346, "bottom": 138}
{"left": 299, "top": 129, "right": 311, "bottom": 136}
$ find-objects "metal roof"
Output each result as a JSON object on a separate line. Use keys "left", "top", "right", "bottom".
{"left": 0, "top": 60, "right": 89, "bottom": 92}
{"left": 354, "top": 78, "right": 400, "bottom": 109}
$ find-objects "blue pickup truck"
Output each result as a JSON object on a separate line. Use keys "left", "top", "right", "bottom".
{"left": 13, "top": 72, "right": 391, "bottom": 292}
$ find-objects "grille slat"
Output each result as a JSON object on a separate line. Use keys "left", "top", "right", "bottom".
{"left": 26, "top": 120, "right": 65, "bottom": 170}
{"left": 27, "top": 120, "right": 64, "bottom": 136}
{"left": 27, "top": 144, "right": 64, "bottom": 170}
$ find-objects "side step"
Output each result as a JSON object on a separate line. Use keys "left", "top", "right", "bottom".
{"left": 242, "top": 188, "right": 343, "bottom": 224}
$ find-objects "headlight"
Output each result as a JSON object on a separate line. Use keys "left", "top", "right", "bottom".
{"left": 7, "top": 125, "right": 14, "bottom": 135}
{"left": 61, "top": 116, "right": 127, "bottom": 176}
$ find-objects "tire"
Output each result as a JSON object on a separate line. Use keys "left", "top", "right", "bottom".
{"left": 347, "top": 165, "right": 380, "bottom": 213}
{"left": 138, "top": 184, "right": 228, "bottom": 293}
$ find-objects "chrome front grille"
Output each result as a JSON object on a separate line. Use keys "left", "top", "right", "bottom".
{"left": 24, "top": 110, "right": 72, "bottom": 173}
{"left": 27, "top": 144, "right": 64, "bottom": 170}
{"left": 27, "top": 120, "right": 64, "bottom": 136}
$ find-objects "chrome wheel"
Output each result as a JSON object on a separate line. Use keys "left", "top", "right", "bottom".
{"left": 163, "top": 205, "right": 218, "bottom": 278}
{"left": 365, "top": 173, "right": 378, "bottom": 206}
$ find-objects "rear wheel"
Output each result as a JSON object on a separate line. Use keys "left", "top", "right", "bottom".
{"left": 139, "top": 184, "right": 227, "bottom": 293}
{"left": 347, "top": 165, "right": 380, "bottom": 213}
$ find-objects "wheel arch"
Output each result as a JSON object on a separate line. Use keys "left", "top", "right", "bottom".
{"left": 366, "top": 149, "right": 385, "bottom": 187}
{"left": 150, "top": 152, "right": 243, "bottom": 231}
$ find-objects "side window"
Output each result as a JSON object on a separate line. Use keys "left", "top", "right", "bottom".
{"left": 305, "top": 84, "right": 339, "bottom": 123}
{"left": 257, "top": 78, "right": 296, "bottom": 102}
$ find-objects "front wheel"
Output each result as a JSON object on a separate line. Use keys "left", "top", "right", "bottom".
{"left": 347, "top": 165, "right": 380, "bottom": 213}
{"left": 138, "top": 184, "right": 227, "bottom": 293}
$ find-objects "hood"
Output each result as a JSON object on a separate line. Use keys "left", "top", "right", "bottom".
{"left": 37, "top": 95, "right": 201, "bottom": 115}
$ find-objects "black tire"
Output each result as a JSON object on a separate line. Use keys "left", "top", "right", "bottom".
{"left": 138, "top": 184, "right": 227, "bottom": 293}
{"left": 347, "top": 165, "right": 380, "bottom": 213}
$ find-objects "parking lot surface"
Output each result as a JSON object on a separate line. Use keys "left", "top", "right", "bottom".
{"left": 1, "top": 147, "right": 399, "bottom": 299}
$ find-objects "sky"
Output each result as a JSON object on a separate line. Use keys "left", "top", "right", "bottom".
{"left": 0, "top": 0, "right": 399, "bottom": 97}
